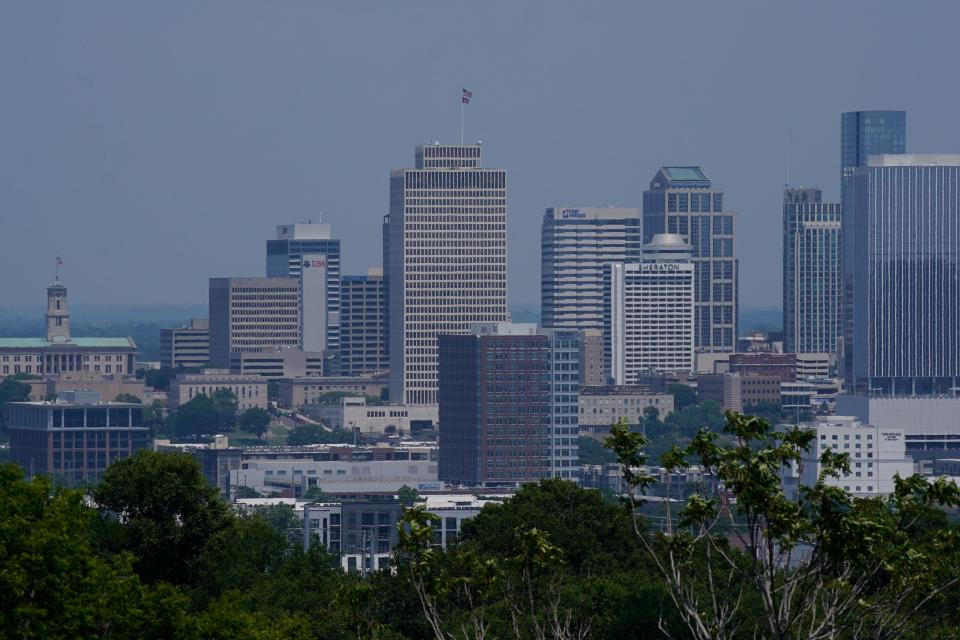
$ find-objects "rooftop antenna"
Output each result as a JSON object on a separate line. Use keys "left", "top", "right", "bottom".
{"left": 55, "top": 256, "right": 63, "bottom": 281}
{"left": 460, "top": 88, "right": 472, "bottom": 145}
{"left": 786, "top": 133, "right": 792, "bottom": 188}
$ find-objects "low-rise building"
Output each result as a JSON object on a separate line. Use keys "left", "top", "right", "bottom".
{"left": 792, "top": 416, "right": 913, "bottom": 498}
{"left": 230, "top": 443, "right": 438, "bottom": 497}
{"left": 697, "top": 373, "right": 782, "bottom": 412}
{"left": 229, "top": 348, "right": 326, "bottom": 379}
{"left": 578, "top": 385, "right": 675, "bottom": 433}
{"left": 160, "top": 318, "right": 210, "bottom": 369}
{"left": 308, "top": 397, "right": 438, "bottom": 434}
{"left": 168, "top": 369, "right": 268, "bottom": 411}
{"left": 835, "top": 395, "right": 960, "bottom": 463}
{"left": 8, "top": 390, "right": 149, "bottom": 485}
{"left": 278, "top": 374, "right": 389, "bottom": 409}
{"left": 155, "top": 435, "right": 242, "bottom": 498}
{"left": 728, "top": 353, "right": 797, "bottom": 382}
{"left": 22, "top": 374, "right": 148, "bottom": 403}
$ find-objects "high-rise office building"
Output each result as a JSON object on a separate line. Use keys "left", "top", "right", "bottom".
{"left": 160, "top": 318, "right": 210, "bottom": 369}
{"left": 540, "top": 207, "right": 642, "bottom": 330}
{"left": 541, "top": 328, "right": 581, "bottom": 481}
{"left": 604, "top": 234, "right": 695, "bottom": 383}
{"left": 385, "top": 143, "right": 508, "bottom": 405}
{"left": 340, "top": 268, "right": 388, "bottom": 376}
{"left": 266, "top": 222, "right": 341, "bottom": 355}
{"left": 642, "top": 167, "right": 737, "bottom": 352}
{"left": 782, "top": 188, "right": 842, "bottom": 356}
{"left": 437, "top": 324, "right": 550, "bottom": 486}
{"left": 840, "top": 111, "right": 906, "bottom": 383}
{"left": 846, "top": 155, "right": 960, "bottom": 394}
{"left": 208, "top": 277, "right": 300, "bottom": 368}
{"left": 840, "top": 111, "right": 906, "bottom": 173}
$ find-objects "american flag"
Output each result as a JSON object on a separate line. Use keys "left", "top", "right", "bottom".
{"left": 461, "top": 88, "right": 472, "bottom": 104}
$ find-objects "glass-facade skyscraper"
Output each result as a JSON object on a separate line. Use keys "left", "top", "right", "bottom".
{"left": 841, "top": 111, "right": 906, "bottom": 172}
{"left": 846, "top": 155, "right": 960, "bottom": 394}
{"left": 782, "top": 188, "right": 842, "bottom": 356}
{"left": 642, "top": 166, "right": 737, "bottom": 353}
{"left": 841, "top": 111, "right": 906, "bottom": 383}
{"left": 540, "top": 206, "right": 642, "bottom": 330}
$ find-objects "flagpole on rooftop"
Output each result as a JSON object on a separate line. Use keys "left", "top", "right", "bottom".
{"left": 460, "top": 98, "right": 464, "bottom": 145}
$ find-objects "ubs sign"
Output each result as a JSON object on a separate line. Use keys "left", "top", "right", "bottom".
{"left": 561, "top": 208, "right": 585, "bottom": 219}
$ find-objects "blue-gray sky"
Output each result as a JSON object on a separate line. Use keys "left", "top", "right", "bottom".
{"left": 1, "top": 1, "right": 958, "bottom": 310}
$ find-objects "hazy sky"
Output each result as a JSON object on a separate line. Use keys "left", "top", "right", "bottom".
{"left": 2, "top": 2, "right": 958, "bottom": 310}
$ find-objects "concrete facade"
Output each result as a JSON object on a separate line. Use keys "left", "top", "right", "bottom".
{"left": 311, "top": 397, "right": 438, "bottom": 434}
{"left": 159, "top": 318, "right": 210, "bottom": 370}
{"left": 795, "top": 416, "right": 913, "bottom": 497}
{"left": 208, "top": 277, "right": 300, "bottom": 368}
{"left": 278, "top": 375, "right": 389, "bottom": 409}
{"left": 386, "top": 144, "right": 508, "bottom": 405}
{"left": 228, "top": 349, "right": 325, "bottom": 379}
{"left": 578, "top": 385, "right": 675, "bottom": 432}
{"left": 168, "top": 369, "right": 268, "bottom": 411}
{"left": 697, "top": 373, "right": 782, "bottom": 412}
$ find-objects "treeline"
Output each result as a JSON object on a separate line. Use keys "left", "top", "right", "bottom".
{"left": 4, "top": 413, "right": 960, "bottom": 639}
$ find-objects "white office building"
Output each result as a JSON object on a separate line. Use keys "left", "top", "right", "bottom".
{"left": 385, "top": 143, "right": 508, "bottom": 405}
{"left": 604, "top": 234, "right": 695, "bottom": 384}
{"left": 540, "top": 207, "right": 642, "bottom": 330}
{"left": 795, "top": 416, "right": 913, "bottom": 498}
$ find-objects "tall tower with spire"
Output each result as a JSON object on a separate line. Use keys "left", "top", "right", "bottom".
{"left": 45, "top": 276, "right": 71, "bottom": 342}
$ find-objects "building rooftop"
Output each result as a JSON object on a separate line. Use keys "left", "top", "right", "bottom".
{"left": 649, "top": 166, "right": 713, "bottom": 190}
{"left": 0, "top": 337, "right": 136, "bottom": 349}
{"left": 868, "top": 154, "right": 960, "bottom": 167}
{"left": 662, "top": 167, "right": 709, "bottom": 181}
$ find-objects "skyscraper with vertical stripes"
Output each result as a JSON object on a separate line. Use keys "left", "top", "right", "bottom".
{"left": 782, "top": 187, "right": 842, "bottom": 356}
{"left": 384, "top": 143, "right": 507, "bottom": 405}
{"left": 845, "top": 155, "right": 960, "bottom": 394}
{"left": 540, "top": 206, "right": 642, "bottom": 331}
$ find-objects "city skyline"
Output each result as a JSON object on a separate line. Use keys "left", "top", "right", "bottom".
{"left": 3, "top": 3, "right": 960, "bottom": 310}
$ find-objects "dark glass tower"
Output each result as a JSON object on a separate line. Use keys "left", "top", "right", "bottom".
{"left": 840, "top": 111, "right": 906, "bottom": 384}
{"left": 642, "top": 167, "right": 737, "bottom": 353}
{"left": 841, "top": 111, "right": 906, "bottom": 171}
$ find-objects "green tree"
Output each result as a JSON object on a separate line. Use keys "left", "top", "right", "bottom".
{"left": 605, "top": 414, "right": 960, "bottom": 640}
{"left": 287, "top": 423, "right": 355, "bottom": 445}
{"left": 398, "top": 484, "right": 421, "bottom": 507}
{"left": 0, "top": 463, "right": 192, "bottom": 639}
{"left": 142, "top": 400, "right": 166, "bottom": 437}
{"left": 93, "top": 449, "right": 232, "bottom": 585}
{"left": 144, "top": 366, "right": 178, "bottom": 391}
{"left": 172, "top": 393, "right": 219, "bottom": 438}
{"left": 211, "top": 388, "right": 238, "bottom": 432}
{"left": 114, "top": 392, "right": 143, "bottom": 404}
{"left": 239, "top": 407, "right": 272, "bottom": 439}
{"left": 578, "top": 436, "right": 617, "bottom": 465}
{"left": 303, "top": 485, "right": 331, "bottom": 502}
{"left": 667, "top": 382, "right": 697, "bottom": 412}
